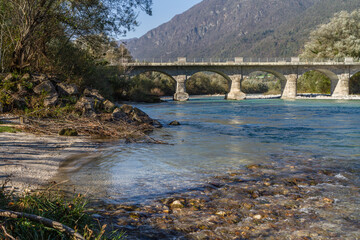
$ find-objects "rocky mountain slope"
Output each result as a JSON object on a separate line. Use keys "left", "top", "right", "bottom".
{"left": 125, "top": 0, "right": 360, "bottom": 59}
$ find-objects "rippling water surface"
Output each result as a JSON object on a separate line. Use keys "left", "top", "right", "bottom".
{"left": 58, "top": 97, "right": 360, "bottom": 204}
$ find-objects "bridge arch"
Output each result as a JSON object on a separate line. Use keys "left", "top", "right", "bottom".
{"left": 186, "top": 70, "right": 231, "bottom": 96}
{"left": 297, "top": 70, "right": 332, "bottom": 96}
{"left": 350, "top": 71, "right": 360, "bottom": 95}
{"left": 130, "top": 70, "right": 177, "bottom": 83}
{"left": 241, "top": 71, "right": 282, "bottom": 95}
{"left": 129, "top": 70, "right": 177, "bottom": 98}
{"left": 242, "top": 69, "right": 287, "bottom": 96}
{"left": 299, "top": 69, "right": 339, "bottom": 95}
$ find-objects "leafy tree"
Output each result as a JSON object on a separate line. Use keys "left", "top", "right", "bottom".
{"left": 300, "top": 10, "right": 360, "bottom": 59}
{"left": 0, "top": 0, "right": 152, "bottom": 71}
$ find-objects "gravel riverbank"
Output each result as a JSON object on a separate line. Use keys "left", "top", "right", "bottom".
{"left": 0, "top": 132, "right": 103, "bottom": 193}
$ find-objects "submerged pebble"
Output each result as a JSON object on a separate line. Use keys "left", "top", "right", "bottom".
{"left": 95, "top": 162, "right": 360, "bottom": 239}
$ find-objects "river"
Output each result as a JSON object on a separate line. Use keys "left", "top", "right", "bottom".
{"left": 57, "top": 97, "right": 359, "bottom": 201}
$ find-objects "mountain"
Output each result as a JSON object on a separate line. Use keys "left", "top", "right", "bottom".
{"left": 125, "top": 0, "right": 360, "bottom": 59}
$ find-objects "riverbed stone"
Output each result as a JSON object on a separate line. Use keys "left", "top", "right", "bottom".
{"left": 169, "top": 120, "right": 181, "bottom": 126}
{"left": 33, "top": 80, "right": 56, "bottom": 95}
{"left": 170, "top": 200, "right": 184, "bottom": 209}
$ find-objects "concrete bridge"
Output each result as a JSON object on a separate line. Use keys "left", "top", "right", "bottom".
{"left": 125, "top": 57, "right": 360, "bottom": 101}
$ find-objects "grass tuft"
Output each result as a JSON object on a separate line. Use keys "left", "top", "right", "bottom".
{"left": 0, "top": 126, "right": 18, "bottom": 133}
{"left": 0, "top": 185, "right": 125, "bottom": 239}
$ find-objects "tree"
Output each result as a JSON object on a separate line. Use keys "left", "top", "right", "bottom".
{"left": 300, "top": 10, "right": 360, "bottom": 60}
{"left": 0, "top": 0, "right": 152, "bottom": 71}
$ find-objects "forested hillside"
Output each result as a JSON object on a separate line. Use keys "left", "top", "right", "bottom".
{"left": 125, "top": 0, "right": 360, "bottom": 59}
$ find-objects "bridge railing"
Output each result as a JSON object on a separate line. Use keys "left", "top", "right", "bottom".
{"left": 130, "top": 57, "right": 360, "bottom": 64}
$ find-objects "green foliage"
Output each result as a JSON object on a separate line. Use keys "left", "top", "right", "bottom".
{"left": 297, "top": 71, "right": 331, "bottom": 94}
{"left": 0, "top": 0, "right": 152, "bottom": 71}
{"left": 0, "top": 188, "right": 125, "bottom": 239}
{"left": 111, "top": 72, "right": 175, "bottom": 102}
{"left": 350, "top": 72, "right": 360, "bottom": 94}
{"left": 241, "top": 72, "right": 281, "bottom": 94}
{"left": 301, "top": 9, "right": 360, "bottom": 59}
{"left": 186, "top": 72, "right": 228, "bottom": 95}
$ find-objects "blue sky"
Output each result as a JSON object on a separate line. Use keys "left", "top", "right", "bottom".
{"left": 124, "top": 0, "right": 203, "bottom": 39}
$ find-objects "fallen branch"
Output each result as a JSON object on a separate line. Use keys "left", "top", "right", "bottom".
{"left": 0, "top": 224, "right": 15, "bottom": 240}
{"left": 0, "top": 209, "right": 84, "bottom": 240}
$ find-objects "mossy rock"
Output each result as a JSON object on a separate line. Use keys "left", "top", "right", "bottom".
{"left": 58, "top": 128, "right": 78, "bottom": 136}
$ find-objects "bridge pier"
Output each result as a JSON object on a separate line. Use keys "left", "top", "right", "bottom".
{"left": 281, "top": 74, "right": 297, "bottom": 99}
{"left": 332, "top": 73, "right": 350, "bottom": 97}
{"left": 173, "top": 75, "right": 190, "bottom": 101}
{"left": 226, "top": 74, "right": 246, "bottom": 100}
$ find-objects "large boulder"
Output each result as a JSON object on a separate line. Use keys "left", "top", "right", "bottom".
{"left": 83, "top": 88, "right": 105, "bottom": 102}
{"left": 57, "top": 82, "right": 79, "bottom": 96}
{"left": 120, "top": 104, "right": 133, "bottom": 114}
{"left": 75, "top": 96, "right": 96, "bottom": 116}
{"left": 112, "top": 107, "right": 128, "bottom": 120}
{"left": 33, "top": 80, "right": 56, "bottom": 95}
{"left": 103, "top": 100, "right": 115, "bottom": 112}
{"left": 130, "top": 107, "right": 153, "bottom": 124}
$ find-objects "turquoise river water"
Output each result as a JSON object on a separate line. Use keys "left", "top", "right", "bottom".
{"left": 58, "top": 97, "right": 360, "bottom": 206}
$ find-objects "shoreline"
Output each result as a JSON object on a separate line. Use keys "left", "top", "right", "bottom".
{"left": 0, "top": 132, "right": 105, "bottom": 194}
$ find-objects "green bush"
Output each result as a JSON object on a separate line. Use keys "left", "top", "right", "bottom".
{"left": 297, "top": 71, "right": 331, "bottom": 94}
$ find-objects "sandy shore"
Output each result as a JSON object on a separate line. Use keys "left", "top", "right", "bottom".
{"left": 0, "top": 132, "right": 104, "bottom": 193}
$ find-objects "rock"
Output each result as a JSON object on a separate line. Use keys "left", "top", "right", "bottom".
{"left": 33, "top": 80, "right": 56, "bottom": 95}
{"left": 75, "top": 96, "right": 95, "bottom": 116}
{"left": 253, "top": 214, "right": 262, "bottom": 220}
{"left": 170, "top": 200, "right": 184, "bottom": 209}
{"left": 169, "top": 120, "right": 181, "bottom": 126}
{"left": 119, "top": 104, "right": 133, "bottom": 114}
{"left": 58, "top": 128, "right": 78, "bottom": 136}
{"left": 10, "top": 92, "right": 27, "bottom": 109}
{"left": 44, "top": 93, "right": 59, "bottom": 107}
{"left": 152, "top": 119, "right": 163, "bottom": 128}
{"left": 83, "top": 88, "right": 105, "bottom": 101}
{"left": 57, "top": 82, "right": 79, "bottom": 96}
{"left": 130, "top": 107, "right": 153, "bottom": 124}
{"left": 215, "top": 211, "right": 226, "bottom": 217}
{"left": 103, "top": 100, "right": 115, "bottom": 112}
{"left": 112, "top": 108, "right": 127, "bottom": 120}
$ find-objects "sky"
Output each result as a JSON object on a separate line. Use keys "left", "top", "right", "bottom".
{"left": 123, "top": 0, "right": 203, "bottom": 39}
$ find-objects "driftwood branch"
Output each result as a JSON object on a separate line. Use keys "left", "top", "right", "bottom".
{"left": 0, "top": 209, "right": 84, "bottom": 240}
